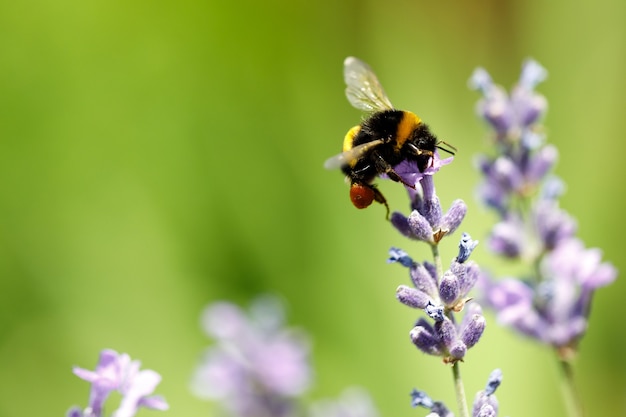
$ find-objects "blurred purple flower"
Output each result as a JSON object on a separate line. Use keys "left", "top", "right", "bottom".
{"left": 191, "top": 296, "right": 312, "bottom": 417}
{"left": 68, "top": 349, "right": 168, "bottom": 417}
{"left": 469, "top": 59, "right": 547, "bottom": 143}
{"left": 472, "top": 369, "right": 502, "bottom": 417}
{"left": 471, "top": 60, "right": 617, "bottom": 351}
{"left": 309, "top": 388, "right": 380, "bottom": 417}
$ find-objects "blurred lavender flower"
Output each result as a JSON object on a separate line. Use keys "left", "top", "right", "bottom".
{"left": 309, "top": 388, "right": 380, "bottom": 417}
{"left": 67, "top": 349, "right": 168, "bottom": 417}
{"left": 470, "top": 60, "right": 617, "bottom": 354}
{"left": 191, "top": 296, "right": 312, "bottom": 417}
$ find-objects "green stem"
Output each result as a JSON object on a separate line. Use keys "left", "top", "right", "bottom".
{"left": 431, "top": 243, "right": 444, "bottom": 284}
{"left": 557, "top": 353, "right": 583, "bottom": 417}
{"left": 452, "top": 362, "right": 470, "bottom": 417}
{"left": 432, "top": 243, "right": 468, "bottom": 417}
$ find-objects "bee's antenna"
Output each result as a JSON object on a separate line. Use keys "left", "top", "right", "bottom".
{"left": 436, "top": 140, "right": 457, "bottom": 155}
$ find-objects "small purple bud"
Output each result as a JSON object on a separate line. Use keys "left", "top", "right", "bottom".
{"left": 460, "top": 312, "right": 486, "bottom": 348}
{"left": 526, "top": 144, "right": 558, "bottom": 184}
{"left": 419, "top": 176, "right": 442, "bottom": 228}
{"left": 439, "top": 272, "right": 460, "bottom": 306}
{"left": 519, "top": 59, "right": 547, "bottom": 90}
{"left": 410, "top": 263, "right": 439, "bottom": 298}
{"left": 485, "top": 369, "right": 502, "bottom": 395}
{"left": 410, "top": 324, "right": 442, "bottom": 356}
{"left": 491, "top": 157, "right": 522, "bottom": 192}
{"left": 408, "top": 210, "right": 435, "bottom": 242}
{"left": 440, "top": 200, "right": 468, "bottom": 237}
{"left": 388, "top": 247, "right": 414, "bottom": 268}
{"left": 456, "top": 232, "right": 479, "bottom": 263}
{"left": 468, "top": 68, "right": 493, "bottom": 93}
{"left": 533, "top": 201, "right": 577, "bottom": 250}
{"left": 397, "top": 285, "right": 432, "bottom": 309}
{"left": 432, "top": 402, "right": 453, "bottom": 417}
{"left": 410, "top": 389, "right": 434, "bottom": 408}
{"left": 435, "top": 318, "right": 458, "bottom": 351}
{"left": 66, "top": 407, "right": 83, "bottom": 417}
{"left": 390, "top": 212, "right": 413, "bottom": 238}
{"left": 449, "top": 342, "right": 467, "bottom": 360}
{"left": 475, "top": 403, "right": 497, "bottom": 417}
{"left": 472, "top": 369, "right": 502, "bottom": 417}
{"left": 540, "top": 175, "right": 565, "bottom": 200}
{"left": 489, "top": 218, "right": 523, "bottom": 258}
{"left": 455, "top": 261, "right": 480, "bottom": 296}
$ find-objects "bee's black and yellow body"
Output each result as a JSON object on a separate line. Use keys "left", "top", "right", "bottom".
{"left": 325, "top": 56, "right": 454, "bottom": 218}
{"left": 339, "top": 109, "right": 439, "bottom": 215}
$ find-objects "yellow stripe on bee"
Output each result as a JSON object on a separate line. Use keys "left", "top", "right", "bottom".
{"left": 395, "top": 111, "right": 421, "bottom": 151}
{"left": 343, "top": 125, "right": 361, "bottom": 152}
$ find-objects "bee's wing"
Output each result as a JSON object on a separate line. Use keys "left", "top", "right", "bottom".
{"left": 324, "top": 139, "right": 385, "bottom": 170}
{"left": 344, "top": 56, "right": 394, "bottom": 113}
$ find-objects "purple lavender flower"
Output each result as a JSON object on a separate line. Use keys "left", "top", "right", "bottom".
{"left": 471, "top": 60, "right": 618, "bottom": 353}
{"left": 309, "top": 388, "right": 380, "bottom": 417}
{"left": 390, "top": 153, "right": 466, "bottom": 245}
{"left": 472, "top": 369, "right": 502, "bottom": 417}
{"left": 469, "top": 59, "right": 547, "bottom": 145}
{"left": 391, "top": 234, "right": 486, "bottom": 363}
{"left": 68, "top": 349, "right": 168, "bottom": 417}
{"left": 191, "top": 296, "right": 312, "bottom": 417}
{"left": 483, "top": 239, "right": 616, "bottom": 350}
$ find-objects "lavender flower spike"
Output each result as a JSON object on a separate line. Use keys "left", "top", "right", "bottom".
{"left": 470, "top": 59, "right": 547, "bottom": 143}
{"left": 471, "top": 60, "right": 617, "bottom": 353}
{"left": 70, "top": 349, "right": 168, "bottom": 417}
{"left": 192, "top": 296, "right": 312, "bottom": 417}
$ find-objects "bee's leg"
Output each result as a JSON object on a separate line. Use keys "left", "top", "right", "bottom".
{"left": 369, "top": 184, "right": 390, "bottom": 220}
{"left": 372, "top": 151, "right": 416, "bottom": 189}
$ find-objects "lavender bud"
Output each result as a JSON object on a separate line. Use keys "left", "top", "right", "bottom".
{"left": 440, "top": 199, "right": 468, "bottom": 237}
{"left": 408, "top": 210, "right": 435, "bottom": 242}
{"left": 388, "top": 247, "right": 414, "bottom": 267}
{"left": 474, "top": 404, "right": 497, "bottom": 417}
{"left": 66, "top": 407, "right": 82, "bottom": 417}
{"left": 533, "top": 201, "right": 577, "bottom": 250}
{"left": 526, "top": 144, "right": 558, "bottom": 184}
{"left": 519, "top": 58, "right": 548, "bottom": 90}
{"left": 390, "top": 212, "right": 413, "bottom": 238}
{"left": 410, "top": 389, "right": 434, "bottom": 408}
{"left": 410, "top": 324, "right": 442, "bottom": 356}
{"left": 460, "top": 311, "right": 486, "bottom": 348}
{"left": 456, "top": 232, "right": 479, "bottom": 263}
{"left": 397, "top": 285, "right": 432, "bottom": 309}
{"left": 485, "top": 369, "right": 503, "bottom": 395}
{"left": 489, "top": 218, "right": 523, "bottom": 258}
{"left": 435, "top": 318, "right": 458, "bottom": 351}
{"left": 410, "top": 263, "right": 439, "bottom": 298}
{"left": 449, "top": 342, "right": 467, "bottom": 360}
{"left": 491, "top": 156, "right": 522, "bottom": 192}
{"left": 420, "top": 176, "right": 442, "bottom": 228}
{"left": 439, "top": 271, "right": 460, "bottom": 306}
{"left": 472, "top": 369, "right": 502, "bottom": 417}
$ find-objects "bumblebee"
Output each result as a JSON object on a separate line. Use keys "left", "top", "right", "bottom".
{"left": 325, "top": 57, "right": 455, "bottom": 218}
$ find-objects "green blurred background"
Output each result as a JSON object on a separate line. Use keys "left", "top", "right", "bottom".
{"left": 0, "top": 0, "right": 624, "bottom": 416}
